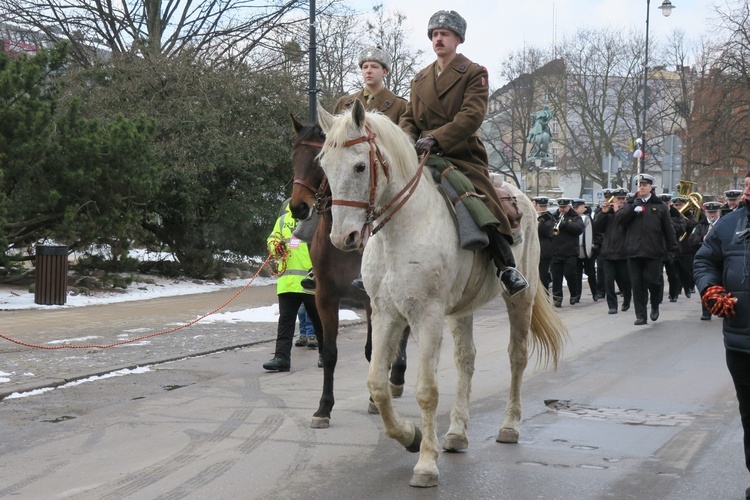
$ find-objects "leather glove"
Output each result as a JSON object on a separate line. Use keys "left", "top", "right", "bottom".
{"left": 415, "top": 136, "right": 439, "bottom": 155}
{"left": 701, "top": 285, "right": 737, "bottom": 318}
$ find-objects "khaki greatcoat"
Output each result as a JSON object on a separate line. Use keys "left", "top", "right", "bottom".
{"left": 399, "top": 53, "right": 512, "bottom": 238}
{"left": 333, "top": 88, "right": 407, "bottom": 124}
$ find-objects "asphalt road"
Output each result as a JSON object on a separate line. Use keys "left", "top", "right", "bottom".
{"left": 1, "top": 286, "right": 748, "bottom": 499}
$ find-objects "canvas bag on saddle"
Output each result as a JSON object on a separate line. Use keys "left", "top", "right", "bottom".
{"left": 427, "top": 156, "right": 523, "bottom": 250}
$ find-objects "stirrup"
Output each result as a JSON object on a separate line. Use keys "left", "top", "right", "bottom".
{"left": 499, "top": 267, "right": 529, "bottom": 297}
{"left": 301, "top": 269, "right": 316, "bottom": 290}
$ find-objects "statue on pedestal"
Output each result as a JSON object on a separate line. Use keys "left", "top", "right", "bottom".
{"left": 526, "top": 104, "right": 552, "bottom": 159}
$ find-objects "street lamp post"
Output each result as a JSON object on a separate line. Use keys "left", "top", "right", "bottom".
{"left": 732, "top": 165, "right": 740, "bottom": 189}
{"left": 639, "top": 0, "right": 676, "bottom": 176}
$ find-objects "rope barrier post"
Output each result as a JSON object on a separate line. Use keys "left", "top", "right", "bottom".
{"left": 34, "top": 245, "right": 69, "bottom": 306}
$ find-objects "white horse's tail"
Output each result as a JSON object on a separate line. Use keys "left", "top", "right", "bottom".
{"left": 529, "top": 283, "right": 568, "bottom": 370}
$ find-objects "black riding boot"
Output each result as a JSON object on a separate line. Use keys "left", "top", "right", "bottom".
{"left": 486, "top": 229, "right": 529, "bottom": 297}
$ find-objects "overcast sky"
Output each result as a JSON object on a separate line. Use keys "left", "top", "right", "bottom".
{"left": 348, "top": 0, "right": 715, "bottom": 86}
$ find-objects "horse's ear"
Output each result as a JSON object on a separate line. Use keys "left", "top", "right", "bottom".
{"left": 317, "top": 102, "right": 334, "bottom": 133}
{"left": 290, "top": 114, "right": 304, "bottom": 133}
{"left": 352, "top": 98, "right": 366, "bottom": 129}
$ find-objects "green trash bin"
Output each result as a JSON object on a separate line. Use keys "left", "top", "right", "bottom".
{"left": 34, "top": 245, "right": 69, "bottom": 305}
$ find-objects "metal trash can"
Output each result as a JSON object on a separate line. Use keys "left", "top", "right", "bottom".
{"left": 34, "top": 245, "right": 69, "bottom": 305}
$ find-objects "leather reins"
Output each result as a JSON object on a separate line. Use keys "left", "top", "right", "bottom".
{"left": 292, "top": 140, "right": 331, "bottom": 214}
{"left": 330, "top": 125, "right": 428, "bottom": 238}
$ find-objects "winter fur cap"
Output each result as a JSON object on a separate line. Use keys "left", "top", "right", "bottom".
{"left": 427, "top": 10, "right": 467, "bottom": 42}
{"left": 357, "top": 46, "right": 391, "bottom": 71}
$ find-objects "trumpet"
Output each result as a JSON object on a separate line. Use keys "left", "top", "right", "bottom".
{"left": 676, "top": 180, "right": 703, "bottom": 242}
{"left": 552, "top": 216, "right": 563, "bottom": 236}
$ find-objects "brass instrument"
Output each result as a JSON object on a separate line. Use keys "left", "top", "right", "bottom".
{"left": 676, "top": 180, "right": 703, "bottom": 241}
{"left": 552, "top": 215, "right": 563, "bottom": 236}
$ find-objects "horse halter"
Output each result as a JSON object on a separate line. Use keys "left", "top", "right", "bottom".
{"left": 330, "top": 124, "right": 427, "bottom": 239}
{"left": 292, "top": 139, "right": 331, "bottom": 214}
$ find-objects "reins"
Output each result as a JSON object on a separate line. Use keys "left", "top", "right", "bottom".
{"left": 292, "top": 139, "right": 331, "bottom": 214}
{"left": 330, "top": 124, "right": 428, "bottom": 238}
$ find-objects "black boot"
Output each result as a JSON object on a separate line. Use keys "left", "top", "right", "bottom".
{"left": 486, "top": 229, "right": 528, "bottom": 297}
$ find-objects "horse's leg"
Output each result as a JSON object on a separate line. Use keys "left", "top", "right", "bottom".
{"left": 367, "top": 314, "right": 420, "bottom": 450}
{"left": 443, "top": 315, "right": 475, "bottom": 452}
{"left": 497, "top": 300, "right": 532, "bottom": 443}
{"left": 311, "top": 288, "right": 340, "bottom": 429}
{"left": 389, "top": 326, "right": 410, "bottom": 398}
{"left": 409, "top": 309, "right": 445, "bottom": 488}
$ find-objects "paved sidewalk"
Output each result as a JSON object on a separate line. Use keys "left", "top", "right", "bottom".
{"left": 0, "top": 285, "right": 362, "bottom": 398}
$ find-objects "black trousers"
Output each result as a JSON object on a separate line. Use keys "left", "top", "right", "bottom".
{"left": 677, "top": 254, "right": 694, "bottom": 293}
{"left": 596, "top": 255, "right": 606, "bottom": 296}
{"left": 551, "top": 255, "right": 579, "bottom": 302}
{"left": 602, "top": 258, "right": 632, "bottom": 310}
{"left": 274, "top": 292, "right": 322, "bottom": 360}
{"left": 664, "top": 259, "right": 682, "bottom": 299}
{"left": 539, "top": 256, "right": 552, "bottom": 291}
{"left": 577, "top": 257, "right": 598, "bottom": 298}
{"left": 627, "top": 257, "right": 663, "bottom": 320}
{"left": 726, "top": 349, "right": 750, "bottom": 472}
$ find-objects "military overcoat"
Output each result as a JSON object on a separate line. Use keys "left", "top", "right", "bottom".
{"left": 399, "top": 53, "right": 512, "bottom": 238}
{"left": 333, "top": 88, "right": 407, "bottom": 124}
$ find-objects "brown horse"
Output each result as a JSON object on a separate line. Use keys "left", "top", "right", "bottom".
{"left": 289, "top": 117, "right": 409, "bottom": 429}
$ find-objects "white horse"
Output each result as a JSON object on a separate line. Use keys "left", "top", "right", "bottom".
{"left": 317, "top": 100, "right": 567, "bottom": 488}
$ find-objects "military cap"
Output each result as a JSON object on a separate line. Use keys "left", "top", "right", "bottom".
{"left": 613, "top": 188, "right": 629, "bottom": 198}
{"left": 602, "top": 189, "right": 613, "bottom": 198}
{"left": 427, "top": 10, "right": 467, "bottom": 42}
{"left": 672, "top": 196, "right": 687, "bottom": 205}
{"left": 703, "top": 201, "right": 723, "bottom": 212}
{"left": 357, "top": 46, "right": 392, "bottom": 71}
{"left": 556, "top": 197, "right": 573, "bottom": 206}
{"left": 572, "top": 198, "right": 587, "bottom": 207}
{"left": 532, "top": 196, "right": 549, "bottom": 206}
{"left": 659, "top": 193, "right": 672, "bottom": 203}
{"left": 724, "top": 189, "right": 743, "bottom": 200}
{"left": 637, "top": 173, "right": 655, "bottom": 185}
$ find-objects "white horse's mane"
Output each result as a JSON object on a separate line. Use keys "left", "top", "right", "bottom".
{"left": 320, "top": 110, "right": 418, "bottom": 183}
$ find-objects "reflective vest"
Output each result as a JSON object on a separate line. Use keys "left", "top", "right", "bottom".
{"left": 266, "top": 204, "right": 313, "bottom": 295}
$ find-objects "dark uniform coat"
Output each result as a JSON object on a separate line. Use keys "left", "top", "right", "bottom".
{"left": 333, "top": 88, "right": 407, "bottom": 124}
{"left": 399, "top": 54, "right": 513, "bottom": 238}
{"left": 616, "top": 195, "right": 678, "bottom": 259}
{"left": 551, "top": 210, "right": 585, "bottom": 258}
{"left": 593, "top": 209, "right": 628, "bottom": 260}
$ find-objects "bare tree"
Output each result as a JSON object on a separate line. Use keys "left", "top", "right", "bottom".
{"left": 0, "top": 0, "right": 306, "bottom": 65}
{"left": 364, "top": 3, "right": 425, "bottom": 97}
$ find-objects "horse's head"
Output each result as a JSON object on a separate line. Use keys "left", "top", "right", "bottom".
{"left": 290, "top": 115, "right": 326, "bottom": 221}
{"left": 318, "top": 99, "right": 417, "bottom": 251}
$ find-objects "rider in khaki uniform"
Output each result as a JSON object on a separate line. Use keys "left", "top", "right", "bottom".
{"left": 399, "top": 10, "right": 527, "bottom": 296}
{"left": 333, "top": 46, "right": 407, "bottom": 124}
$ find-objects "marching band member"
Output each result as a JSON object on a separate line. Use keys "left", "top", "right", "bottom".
{"left": 672, "top": 196, "right": 702, "bottom": 299}
{"left": 660, "top": 193, "right": 687, "bottom": 302}
{"left": 549, "top": 197, "right": 585, "bottom": 307}
{"left": 616, "top": 174, "right": 678, "bottom": 326}
{"left": 533, "top": 196, "right": 555, "bottom": 291}
{"left": 573, "top": 199, "right": 600, "bottom": 302}
{"left": 687, "top": 201, "right": 723, "bottom": 320}
{"left": 721, "top": 189, "right": 744, "bottom": 217}
{"left": 593, "top": 188, "right": 632, "bottom": 314}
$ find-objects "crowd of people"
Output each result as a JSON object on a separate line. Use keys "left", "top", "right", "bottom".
{"left": 534, "top": 175, "right": 747, "bottom": 326}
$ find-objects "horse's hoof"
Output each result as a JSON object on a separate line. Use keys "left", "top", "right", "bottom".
{"left": 443, "top": 433, "right": 468, "bottom": 452}
{"left": 405, "top": 426, "right": 422, "bottom": 453}
{"left": 311, "top": 416, "right": 330, "bottom": 429}
{"left": 409, "top": 472, "right": 438, "bottom": 488}
{"left": 367, "top": 400, "right": 379, "bottom": 414}
{"left": 390, "top": 383, "right": 404, "bottom": 398}
{"left": 496, "top": 428, "right": 519, "bottom": 443}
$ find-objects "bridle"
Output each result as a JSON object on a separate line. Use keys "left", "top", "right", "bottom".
{"left": 292, "top": 139, "right": 331, "bottom": 214}
{"left": 330, "top": 124, "right": 427, "bottom": 239}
